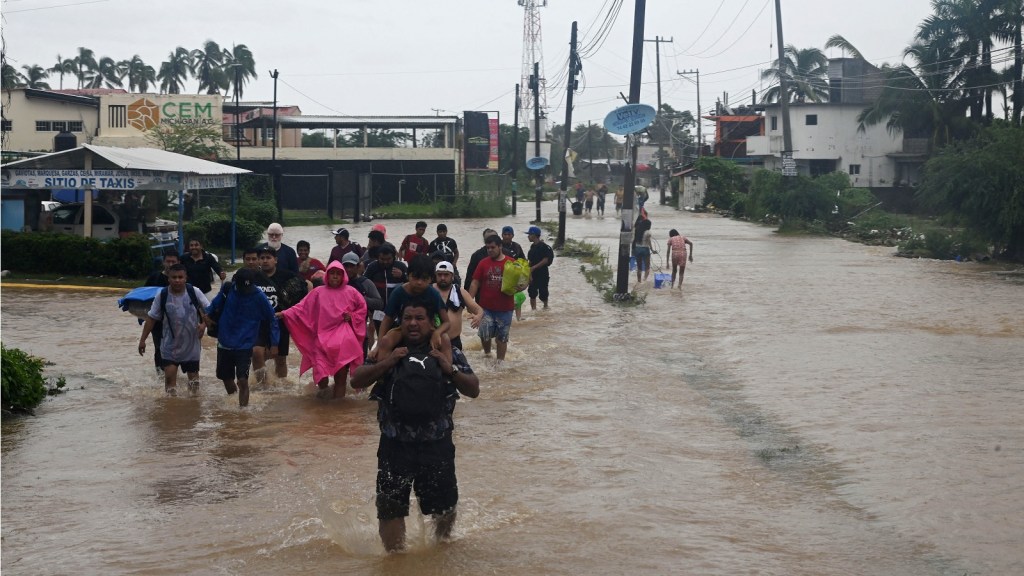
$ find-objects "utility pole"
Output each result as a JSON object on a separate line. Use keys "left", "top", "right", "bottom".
{"left": 555, "top": 21, "right": 580, "bottom": 250}
{"left": 511, "top": 84, "right": 521, "bottom": 215}
{"left": 615, "top": 0, "right": 647, "bottom": 299}
{"left": 678, "top": 68, "right": 701, "bottom": 159}
{"left": 270, "top": 68, "right": 281, "bottom": 220}
{"left": 644, "top": 35, "right": 672, "bottom": 205}
{"left": 530, "top": 61, "right": 543, "bottom": 224}
{"left": 774, "top": 0, "right": 795, "bottom": 176}
{"left": 587, "top": 120, "right": 594, "bottom": 183}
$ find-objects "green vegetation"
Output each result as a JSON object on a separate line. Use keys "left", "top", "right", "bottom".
{"left": 372, "top": 194, "right": 510, "bottom": 219}
{"left": 184, "top": 212, "right": 262, "bottom": 249}
{"left": 0, "top": 231, "right": 152, "bottom": 278}
{"left": 559, "top": 237, "right": 646, "bottom": 306}
{"left": 1, "top": 344, "right": 66, "bottom": 417}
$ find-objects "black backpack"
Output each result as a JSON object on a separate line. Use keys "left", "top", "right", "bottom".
{"left": 160, "top": 283, "right": 204, "bottom": 329}
{"left": 204, "top": 281, "right": 232, "bottom": 338}
{"left": 386, "top": 344, "right": 448, "bottom": 425}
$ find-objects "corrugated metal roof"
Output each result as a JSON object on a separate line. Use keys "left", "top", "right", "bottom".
{"left": 273, "top": 115, "right": 458, "bottom": 129}
{"left": 3, "top": 144, "right": 250, "bottom": 175}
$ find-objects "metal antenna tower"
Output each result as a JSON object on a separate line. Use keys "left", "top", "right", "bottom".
{"left": 518, "top": 0, "right": 548, "bottom": 131}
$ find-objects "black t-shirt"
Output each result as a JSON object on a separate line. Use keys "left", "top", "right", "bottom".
{"left": 363, "top": 260, "right": 409, "bottom": 306}
{"left": 180, "top": 251, "right": 221, "bottom": 293}
{"left": 502, "top": 241, "right": 526, "bottom": 260}
{"left": 257, "top": 267, "right": 305, "bottom": 311}
{"left": 528, "top": 241, "right": 554, "bottom": 278}
{"left": 429, "top": 237, "right": 459, "bottom": 259}
{"left": 633, "top": 218, "right": 652, "bottom": 246}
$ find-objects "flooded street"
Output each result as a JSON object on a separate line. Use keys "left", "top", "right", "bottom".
{"left": 3, "top": 202, "right": 1023, "bottom": 575}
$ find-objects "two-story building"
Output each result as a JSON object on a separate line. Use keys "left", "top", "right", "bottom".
{"left": 745, "top": 58, "right": 927, "bottom": 188}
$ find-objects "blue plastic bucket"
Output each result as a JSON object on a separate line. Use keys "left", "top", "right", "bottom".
{"left": 653, "top": 273, "right": 671, "bottom": 288}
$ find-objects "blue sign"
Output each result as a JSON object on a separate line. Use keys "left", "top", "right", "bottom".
{"left": 603, "top": 103, "right": 657, "bottom": 135}
{"left": 526, "top": 156, "right": 549, "bottom": 170}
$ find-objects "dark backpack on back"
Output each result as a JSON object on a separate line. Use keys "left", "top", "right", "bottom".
{"left": 386, "top": 344, "right": 448, "bottom": 425}
{"left": 160, "top": 284, "right": 203, "bottom": 323}
{"left": 204, "top": 281, "right": 232, "bottom": 338}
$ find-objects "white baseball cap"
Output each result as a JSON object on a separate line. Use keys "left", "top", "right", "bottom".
{"left": 435, "top": 261, "right": 455, "bottom": 273}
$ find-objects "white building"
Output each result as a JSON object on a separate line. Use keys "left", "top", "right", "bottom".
{"left": 745, "top": 58, "right": 927, "bottom": 188}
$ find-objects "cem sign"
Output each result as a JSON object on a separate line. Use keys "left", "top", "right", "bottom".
{"left": 603, "top": 103, "right": 657, "bottom": 136}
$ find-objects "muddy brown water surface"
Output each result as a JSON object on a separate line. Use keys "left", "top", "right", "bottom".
{"left": 2, "top": 202, "right": 1023, "bottom": 575}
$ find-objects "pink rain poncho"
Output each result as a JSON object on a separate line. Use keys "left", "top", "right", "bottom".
{"left": 280, "top": 261, "right": 367, "bottom": 383}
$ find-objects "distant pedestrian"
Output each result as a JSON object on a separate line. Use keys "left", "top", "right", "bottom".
{"left": 297, "top": 240, "right": 326, "bottom": 282}
{"left": 584, "top": 186, "right": 595, "bottom": 214}
{"left": 666, "top": 229, "right": 694, "bottom": 289}
{"left": 632, "top": 209, "right": 653, "bottom": 283}
{"left": 500, "top": 226, "right": 526, "bottom": 260}
{"left": 328, "top": 227, "right": 364, "bottom": 264}
{"left": 428, "top": 223, "right": 460, "bottom": 267}
{"left": 144, "top": 251, "right": 179, "bottom": 372}
{"left": 259, "top": 223, "right": 299, "bottom": 275}
{"left": 181, "top": 238, "right": 225, "bottom": 294}
{"left": 596, "top": 183, "right": 607, "bottom": 216}
{"left": 614, "top": 186, "right": 624, "bottom": 214}
{"left": 138, "top": 264, "right": 210, "bottom": 396}
{"left": 399, "top": 221, "right": 430, "bottom": 263}
{"left": 526, "top": 225, "right": 553, "bottom": 310}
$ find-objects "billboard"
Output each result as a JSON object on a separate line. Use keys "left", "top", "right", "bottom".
{"left": 464, "top": 111, "right": 490, "bottom": 170}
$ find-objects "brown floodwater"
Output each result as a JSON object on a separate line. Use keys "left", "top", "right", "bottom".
{"left": 2, "top": 202, "right": 1023, "bottom": 575}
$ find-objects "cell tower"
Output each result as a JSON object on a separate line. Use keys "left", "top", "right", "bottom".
{"left": 518, "top": 0, "right": 549, "bottom": 145}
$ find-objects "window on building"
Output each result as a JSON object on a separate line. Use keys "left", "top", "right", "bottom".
{"left": 805, "top": 114, "right": 818, "bottom": 126}
{"left": 36, "top": 120, "right": 52, "bottom": 132}
{"left": 262, "top": 127, "right": 275, "bottom": 142}
{"left": 69, "top": 121, "right": 83, "bottom": 132}
{"left": 109, "top": 105, "right": 126, "bottom": 128}
{"left": 51, "top": 121, "right": 67, "bottom": 132}
{"left": 770, "top": 116, "right": 778, "bottom": 131}
{"left": 849, "top": 164, "right": 861, "bottom": 175}
{"left": 1, "top": 120, "right": 12, "bottom": 132}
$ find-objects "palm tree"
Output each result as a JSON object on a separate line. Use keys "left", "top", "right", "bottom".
{"left": 222, "top": 43, "right": 257, "bottom": 98}
{"left": 917, "top": 0, "right": 1004, "bottom": 123}
{"left": 856, "top": 37, "right": 975, "bottom": 146}
{"left": 49, "top": 54, "right": 76, "bottom": 90}
{"left": 2, "top": 63, "right": 26, "bottom": 89}
{"left": 994, "top": 0, "right": 1023, "bottom": 125}
{"left": 21, "top": 65, "right": 51, "bottom": 89}
{"left": 158, "top": 47, "right": 194, "bottom": 94}
{"left": 73, "top": 47, "right": 98, "bottom": 89}
{"left": 122, "top": 55, "right": 156, "bottom": 93}
{"left": 759, "top": 45, "right": 830, "bottom": 103}
{"left": 87, "top": 56, "right": 124, "bottom": 88}
{"left": 192, "top": 40, "right": 226, "bottom": 94}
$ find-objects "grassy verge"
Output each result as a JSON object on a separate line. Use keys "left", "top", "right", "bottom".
{"left": 538, "top": 221, "right": 645, "bottom": 306}
{"left": 1, "top": 272, "right": 142, "bottom": 289}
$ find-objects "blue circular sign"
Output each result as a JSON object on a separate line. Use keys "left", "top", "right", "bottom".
{"left": 526, "top": 156, "right": 549, "bottom": 170}
{"left": 603, "top": 103, "right": 657, "bottom": 135}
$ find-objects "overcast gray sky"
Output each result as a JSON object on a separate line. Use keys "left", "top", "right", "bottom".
{"left": 3, "top": 0, "right": 938, "bottom": 132}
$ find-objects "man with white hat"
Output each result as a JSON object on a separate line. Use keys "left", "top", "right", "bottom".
{"left": 433, "top": 260, "right": 482, "bottom": 351}
{"left": 260, "top": 222, "right": 299, "bottom": 275}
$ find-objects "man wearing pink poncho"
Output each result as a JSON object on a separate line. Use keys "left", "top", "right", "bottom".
{"left": 278, "top": 261, "right": 367, "bottom": 398}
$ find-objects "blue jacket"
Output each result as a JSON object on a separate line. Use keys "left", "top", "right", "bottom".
{"left": 206, "top": 288, "right": 279, "bottom": 350}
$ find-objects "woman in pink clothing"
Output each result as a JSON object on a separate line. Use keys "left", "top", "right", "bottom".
{"left": 279, "top": 261, "right": 367, "bottom": 398}
{"left": 666, "top": 229, "right": 694, "bottom": 289}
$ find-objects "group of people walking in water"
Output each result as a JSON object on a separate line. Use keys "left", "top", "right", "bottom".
{"left": 134, "top": 208, "right": 691, "bottom": 551}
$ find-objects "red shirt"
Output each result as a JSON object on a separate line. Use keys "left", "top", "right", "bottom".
{"left": 298, "top": 257, "right": 326, "bottom": 281}
{"left": 472, "top": 254, "right": 514, "bottom": 311}
{"left": 400, "top": 233, "right": 429, "bottom": 262}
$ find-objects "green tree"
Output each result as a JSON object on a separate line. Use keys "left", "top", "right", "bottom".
{"left": 2, "top": 63, "right": 25, "bottom": 89}
{"left": 193, "top": 40, "right": 226, "bottom": 94}
{"left": 73, "top": 46, "right": 97, "bottom": 89}
{"left": 760, "top": 45, "right": 829, "bottom": 103}
{"left": 87, "top": 56, "right": 124, "bottom": 88}
{"left": 20, "top": 64, "right": 50, "bottom": 89}
{"left": 122, "top": 55, "right": 156, "bottom": 92}
{"left": 917, "top": 122, "right": 1024, "bottom": 259}
{"left": 340, "top": 128, "right": 412, "bottom": 147}
{"left": 696, "top": 156, "right": 747, "bottom": 210}
{"left": 48, "top": 54, "right": 75, "bottom": 90}
{"left": 146, "top": 122, "right": 229, "bottom": 160}
{"left": 222, "top": 44, "right": 257, "bottom": 98}
{"left": 158, "top": 47, "right": 193, "bottom": 94}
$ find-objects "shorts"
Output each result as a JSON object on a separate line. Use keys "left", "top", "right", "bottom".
{"left": 256, "top": 322, "right": 290, "bottom": 356}
{"left": 528, "top": 274, "right": 549, "bottom": 302}
{"left": 450, "top": 335, "right": 463, "bottom": 352}
{"left": 478, "top": 309, "right": 513, "bottom": 342}
{"left": 633, "top": 246, "right": 651, "bottom": 258}
{"left": 160, "top": 358, "right": 200, "bottom": 373}
{"left": 216, "top": 347, "right": 253, "bottom": 381}
{"left": 376, "top": 436, "right": 458, "bottom": 520}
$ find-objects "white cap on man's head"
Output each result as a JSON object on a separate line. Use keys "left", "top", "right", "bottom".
{"left": 435, "top": 261, "right": 455, "bottom": 273}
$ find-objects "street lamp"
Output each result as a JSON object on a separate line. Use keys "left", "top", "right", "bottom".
{"left": 398, "top": 179, "right": 406, "bottom": 204}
